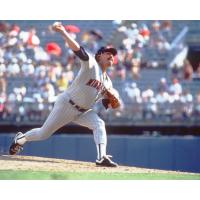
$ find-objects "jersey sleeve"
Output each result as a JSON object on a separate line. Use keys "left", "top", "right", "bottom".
{"left": 73, "top": 46, "right": 89, "bottom": 61}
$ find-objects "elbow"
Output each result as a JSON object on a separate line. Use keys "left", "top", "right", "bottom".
{"left": 72, "top": 45, "right": 80, "bottom": 52}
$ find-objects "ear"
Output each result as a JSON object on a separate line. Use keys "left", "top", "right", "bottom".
{"left": 95, "top": 55, "right": 101, "bottom": 62}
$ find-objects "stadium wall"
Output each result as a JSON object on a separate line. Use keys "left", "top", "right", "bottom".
{"left": 1, "top": 134, "right": 200, "bottom": 173}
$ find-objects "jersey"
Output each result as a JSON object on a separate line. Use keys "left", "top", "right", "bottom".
{"left": 64, "top": 47, "right": 113, "bottom": 109}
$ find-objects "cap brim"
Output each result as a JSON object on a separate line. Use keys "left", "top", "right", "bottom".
{"left": 104, "top": 48, "right": 117, "bottom": 56}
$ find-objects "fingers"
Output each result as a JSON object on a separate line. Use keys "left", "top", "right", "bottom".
{"left": 52, "top": 22, "right": 64, "bottom": 32}
{"left": 53, "top": 21, "right": 62, "bottom": 27}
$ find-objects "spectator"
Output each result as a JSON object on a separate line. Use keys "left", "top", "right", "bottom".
{"left": 41, "top": 82, "right": 56, "bottom": 103}
{"left": 0, "top": 58, "right": 6, "bottom": 75}
{"left": 7, "top": 58, "right": 20, "bottom": 77}
{"left": 16, "top": 47, "right": 27, "bottom": 63}
{"left": 9, "top": 24, "right": 20, "bottom": 37}
{"left": 155, "top": 90, "right": 170, "bottom": 120}
{"left": 21, "top": 59, "right": 35, "bottom": 77}
{"left": 20, "top": 26, "right": 40, "bottom": 48}
{"left": 169, "top": 78, "right": 182, "bottom": 95}
{"left": 142, "top": 87, "right": 157, "bottom": 120}
{"left": 157, "top": 77, "right": 168, "bottom": 92}
{"left": 34, "top": 46, "right": 50, "bottom": 62}
{"left": 194, "top": 91, "right": 200, "bottom": 120}
{"left": 65, "top": 69, "right": 74, "bottom": 84}
{"left": 56, "top": 73, "right": 69, "bottom": 92}
{"left": 168, "top": 90, "right": 180, "bottom": 104}
{"left": 180, "top": 89, "right": 193, "bottom": 103}
{"left": 34, "top": 61, "right": 47, "bottom": 79}
{"left": 161, "top": 21, "right": 172, "bottom": 41}
{"left": 125, "top": 82, "right": 141, "bottom": 103}
{"left": 180, "top": 89, "right": 193, "bottom": 119}
{"left": 35, "top": 69, "right": 48, "bottom": 88}
{"left": 155, "top": 90, "right": 169, "bottom": 104}
{"left": 53, "top": 61, "right": 62, "bottom": 77}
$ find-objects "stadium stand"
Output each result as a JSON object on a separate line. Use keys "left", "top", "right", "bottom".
{"left": 0, "top": 20, "right": 200, "bottom": 125}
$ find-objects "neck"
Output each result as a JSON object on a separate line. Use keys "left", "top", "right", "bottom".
{"left": 99, "top": 63, "right": 107, "bottom": 73}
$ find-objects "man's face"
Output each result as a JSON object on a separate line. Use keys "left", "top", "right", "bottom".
{"left": 99, "top": 52, "right": 114, "bottom": 67}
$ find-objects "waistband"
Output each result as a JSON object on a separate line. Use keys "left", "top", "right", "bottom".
{"left": 69, "top": 99, "right": 88, "bottom": 113}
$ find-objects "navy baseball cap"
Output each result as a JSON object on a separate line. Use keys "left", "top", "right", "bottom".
{"left": 95, "top": 46, "right": 117, "bottom": 58}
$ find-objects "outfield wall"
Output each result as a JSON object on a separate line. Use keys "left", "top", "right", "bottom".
{"left": 1, "top": 134, "right": 200, "bottom": 173}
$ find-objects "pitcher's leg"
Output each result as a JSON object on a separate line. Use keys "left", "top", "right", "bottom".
{"left": 15, "top": 94, "right": 78, "bottom": 145}
{"left": 74, "top": 110, "right": 107, "bottom": 159}
{"left": 74, "top": 110, "right": 118, "bottom": 167}
{"left": 9, "top": 96, "right": 78, "bottom": 155}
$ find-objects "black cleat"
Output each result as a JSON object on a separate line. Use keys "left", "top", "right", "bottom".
{"left": 9, "top": 132, "right": 24, "bottom": 155}
{"left": 96, "top": 155, "right": 118, "bottom": 167}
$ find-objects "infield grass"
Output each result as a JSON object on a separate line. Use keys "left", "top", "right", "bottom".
{"left": 0, "top": 170, "right": 200, "bottom": 180}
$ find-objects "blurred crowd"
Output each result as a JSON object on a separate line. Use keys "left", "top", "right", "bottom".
{"left": 98, "top": 77, "right": 200, "bottom": 124}
{"left": 106, "top": 20, "right": 175, "bottom": 80}
{"left": 108, "top": 20, "right": 200, "bottom": 81}
{"left": 0, "top": 20, "right": 200, "bottom": 124}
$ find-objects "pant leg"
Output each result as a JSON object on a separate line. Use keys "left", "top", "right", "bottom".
{"left": 25, "top": 93, "right": 79, "bottom": 141}
{"left": 73, "top": 110, "right": 107, "bottom": 146}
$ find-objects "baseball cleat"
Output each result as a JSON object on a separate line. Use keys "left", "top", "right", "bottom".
{"left": 9, "top": 132, "right": 24, "bottom": 155}
{"left": 96, "top": 155, "right": 118, "bottom": 167}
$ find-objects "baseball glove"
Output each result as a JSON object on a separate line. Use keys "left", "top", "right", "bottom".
{"left": 102, "top": 90, "right": 120, "bottom": 109}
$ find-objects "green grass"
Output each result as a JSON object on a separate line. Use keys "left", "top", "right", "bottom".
{"left": 0, "top": 170, "right": 200, "bottom": 180}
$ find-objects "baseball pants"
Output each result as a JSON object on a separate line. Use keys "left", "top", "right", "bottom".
{"left": 24, "top": 92, "right": 107, "bottom": 146}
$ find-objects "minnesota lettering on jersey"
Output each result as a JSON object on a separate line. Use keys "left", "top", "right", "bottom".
{"left": 86, "top": 79, "right": 107, "bottom": 96}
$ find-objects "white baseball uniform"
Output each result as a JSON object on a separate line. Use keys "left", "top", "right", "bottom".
{"left": 19, "top": 47, "right": 115, "bottom": 160}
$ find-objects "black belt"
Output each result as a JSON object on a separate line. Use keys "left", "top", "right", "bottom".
{"left": 69, "top": 99, "right": 88, "bottom": 113}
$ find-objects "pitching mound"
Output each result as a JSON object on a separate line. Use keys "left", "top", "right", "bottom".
{"left": 0, "top": 155, "right": 196, "bottom": 175}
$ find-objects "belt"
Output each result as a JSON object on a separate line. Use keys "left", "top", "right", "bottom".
{"left": 69, "top": 99, "right": 88, "bottom": 113}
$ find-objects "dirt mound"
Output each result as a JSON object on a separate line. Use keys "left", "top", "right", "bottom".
{"left": 0, "top": 155, "right": 195, "bottom": 174}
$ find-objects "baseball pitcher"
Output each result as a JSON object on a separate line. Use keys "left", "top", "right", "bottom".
{"left": 9, "top": 22, "right": 120, "bottom": 167}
